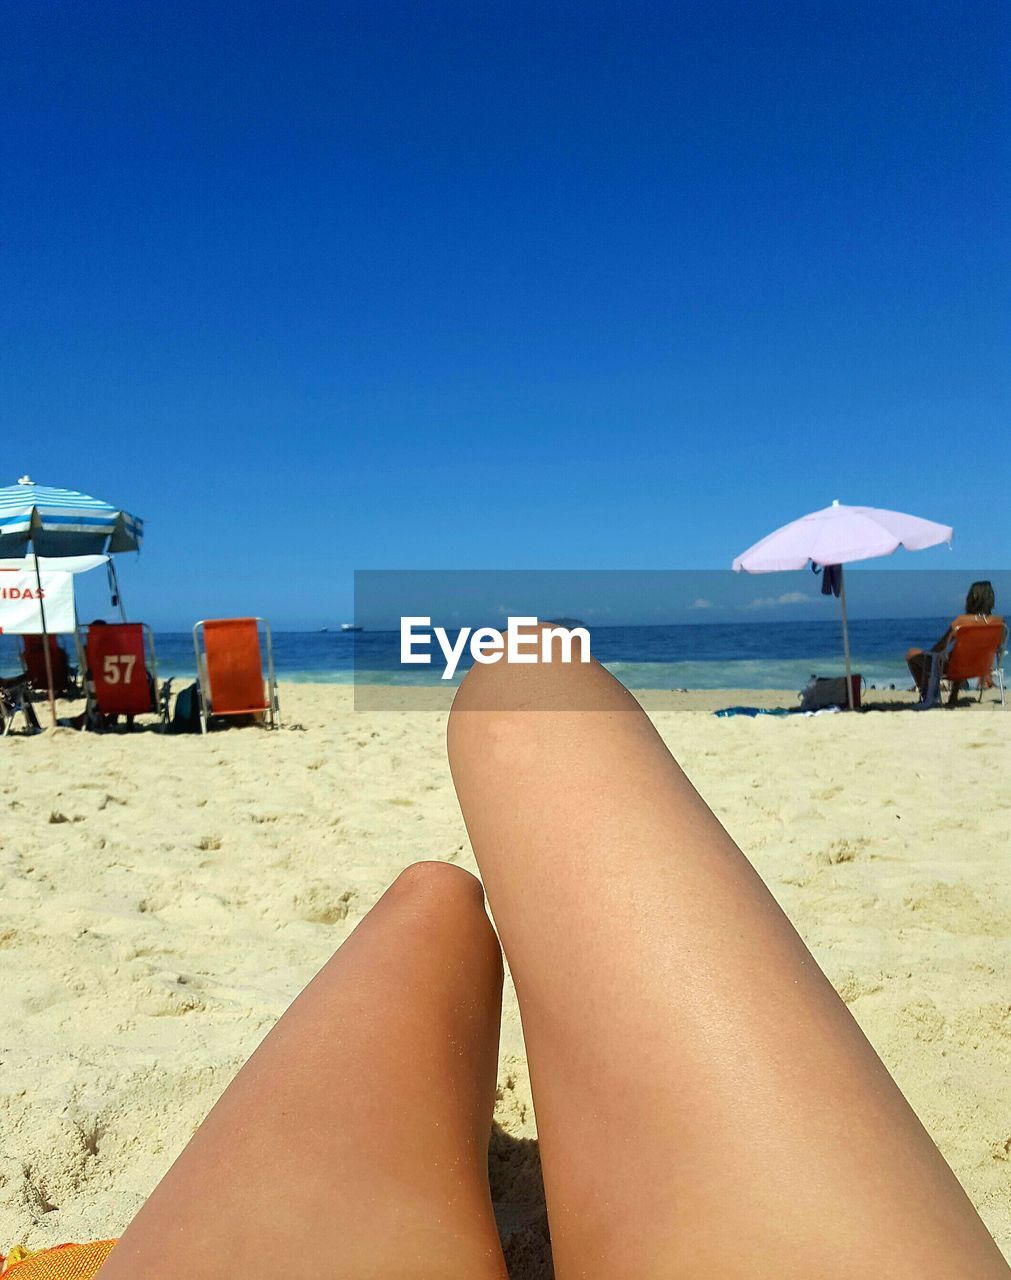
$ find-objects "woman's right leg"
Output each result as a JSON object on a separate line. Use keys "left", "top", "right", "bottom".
{"left": 448, "top": 653, "right": 1008, "bottom": 1279}
{"left": 98, "top": 861, "right": 508, "bottom": 1280}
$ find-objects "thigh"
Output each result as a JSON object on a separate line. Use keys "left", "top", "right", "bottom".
{"left": 448, "top": 654, "right": 1006, "bottom": 1280}
{"left": 98, "top": 862, "right": 508, "bottom": 1280}
{"left": 906, "top": 648, "right": 927, "bottom": 676}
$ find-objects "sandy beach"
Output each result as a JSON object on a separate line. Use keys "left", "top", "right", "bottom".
{"left": 1, "top": 683, "right": 1008, "bottom": 1274}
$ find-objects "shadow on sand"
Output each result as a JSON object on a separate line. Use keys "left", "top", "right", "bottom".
{"left": 489, "top": 1125, "right": 553, "bottom": 1279}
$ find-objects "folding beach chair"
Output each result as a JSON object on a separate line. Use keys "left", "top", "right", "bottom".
{"left": 80, "top": 622, "right": 164, "bottom": 729}
{"left": 20, "top": 634, "right": 79, "bottom": 697}
{"left": 192, "top": 617, "right": 280, "bottom": 732}
{"left": 920, "top": 619, "right": 1007, "bottom": 709}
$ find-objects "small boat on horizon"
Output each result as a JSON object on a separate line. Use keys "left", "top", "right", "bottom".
{"left": 340, "top": 623, "right": 363, "bottom": 632}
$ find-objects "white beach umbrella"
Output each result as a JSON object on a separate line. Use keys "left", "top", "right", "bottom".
{"left": 732, "top": 500, "right": 953, "bottom": 707}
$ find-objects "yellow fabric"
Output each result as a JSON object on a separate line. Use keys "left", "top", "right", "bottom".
{"left": 0, "top": 1250, "right": 36, "bottom": 1267}
{"left": 0, "top": 1241, "right": 117, "bottom": 1278}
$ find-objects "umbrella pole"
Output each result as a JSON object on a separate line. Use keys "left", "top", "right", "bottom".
{"left": 31, "top": 540, "right": 58, "bottom": 728}
{"left": 839, "top": 565, "right": 854, "bottom": 710}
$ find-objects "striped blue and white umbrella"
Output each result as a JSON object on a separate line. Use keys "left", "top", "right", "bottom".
{"left": 0, "top": 477, "right": 143, "bottom": 558}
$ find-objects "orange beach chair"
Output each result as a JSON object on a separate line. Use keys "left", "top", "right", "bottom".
{"left": 193, "top": 616, "right": 280, "bottom": 732}
{"left": 921, "top": 618, "right": 1007, "bottom": 708}
{"left": 19, "top": 634, "right": 79, "bottom": 697}
{"left": 79, "top": 621, "right": 164, "bottom": 728}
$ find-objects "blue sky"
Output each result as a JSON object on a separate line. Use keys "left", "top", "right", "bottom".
{"left": 2, "top": 1, "right": 1006, "bottom": 628}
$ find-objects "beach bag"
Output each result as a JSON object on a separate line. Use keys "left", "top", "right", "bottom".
{"left": 171, "top": 681, "right": 203, "bottom": 733}
{"left": 799, "top": 674, "right": 862, "bottom": 711}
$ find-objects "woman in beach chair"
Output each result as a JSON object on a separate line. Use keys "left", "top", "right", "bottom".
{"left": 11, "top": 651, "right": 1006, "bottom": 1279}
{"left": 906, "top": 580, "right": 1005, "bottom": 706}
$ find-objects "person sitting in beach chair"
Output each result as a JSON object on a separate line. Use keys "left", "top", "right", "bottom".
{"left": 192, "top": 616, "right": 280, "bottom": 732}
{"left": 906, "top": 580, "right": 1006, "bottom": 707}
{"left": 14, "top": 646, "right": 1007, "bottom": 1280}
{"left": 80, "top": 620, "right": 163, "bottom": 731}
{"left": 19, "top": 634, "right": 80, "bottom": 698}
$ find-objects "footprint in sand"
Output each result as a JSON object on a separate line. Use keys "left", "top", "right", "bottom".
{"left": 991, "top": 1135, "right": 1011, "bottom": 1163}
{"left": 903, "top": 881, "right": 1008, "bottom": 936}
{"left": 817, "top": 835, "right": 872, "bottom": 865}
{"left": 832, "top": 971, "right": 885, "bottom": 1004}
{"left": 132, "top": 971, "right": 208, "bottom": 1017}
{"left": 294, "top": 885, "right": 358, "bottom": 925}
{"left": 895, "top": 998, "right": 946, "bottom": 1042}
{"left": 813, "top": 785, "right": 844, "bottom": 801}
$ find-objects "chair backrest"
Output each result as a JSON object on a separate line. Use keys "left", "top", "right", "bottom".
{"left": 200, "top": 618, "right": 268, "bottom": 715}
{"left": 85, "top": 623, "right": 154, "bottom": 716}
{"left": 20, "top": 634, "right": 70, "bottom": 693}
{"left": 946, "top": 619, "right": 1006, "bottom": 683}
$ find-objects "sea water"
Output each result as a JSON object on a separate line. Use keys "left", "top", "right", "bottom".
{"left": 0, "top": 617, "right": 971, "bottom": 691}
{"left": 0, "top": 617, "right": 954, "bottom": 691}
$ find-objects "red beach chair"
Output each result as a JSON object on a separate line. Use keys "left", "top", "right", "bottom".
{"left": 192, "top": 617, "right": 280, "bottom": 732}
{"left": 81, "top": 621, "right": 163, "bottom": 728}
{"left": 921, "top": 618, "right": 1007, "bottom": 708}
{"left": 20, "top": 634, "right": 79, "bottom": 697}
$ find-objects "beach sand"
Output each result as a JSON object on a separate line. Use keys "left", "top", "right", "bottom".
{"left": 1, "top": 683, "right": 1008, "bottom": 1273}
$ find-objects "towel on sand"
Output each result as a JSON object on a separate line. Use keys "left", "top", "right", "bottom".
{"left": 0, "top": 1242, "right": 117, "bottom": 1278}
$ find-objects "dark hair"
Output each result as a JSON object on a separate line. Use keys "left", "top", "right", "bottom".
{"left": 965, "top": 580, "right": 995, "bottom": 615}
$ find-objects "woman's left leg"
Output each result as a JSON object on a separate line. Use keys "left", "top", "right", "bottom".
{"left": 98, "top": 862, "right": 508, "bottom": 1280}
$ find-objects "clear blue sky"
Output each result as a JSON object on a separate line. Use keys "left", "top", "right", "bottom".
{"left": 2, "top": 1, "right": 1006, "bottom": 628}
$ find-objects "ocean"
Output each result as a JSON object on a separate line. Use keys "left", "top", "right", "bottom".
{"left": 0, "top": 617, "right": 963, "bottom": 691}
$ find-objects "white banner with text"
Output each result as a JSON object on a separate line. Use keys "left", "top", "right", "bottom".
{"left": 0, "top": 569, "right": 77, "bottom": 634}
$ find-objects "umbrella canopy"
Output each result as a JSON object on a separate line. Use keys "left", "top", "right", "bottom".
{"left": 0, "top": 478, "right": 143, "bottom": 558}
{"left": 732, "top": 502, "right": 952, "bottom": 573}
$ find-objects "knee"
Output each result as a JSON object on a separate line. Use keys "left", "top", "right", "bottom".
{"left": 391, "top": 860, "right": 487, "bottom": 910}
{"left": 387, "top": 863, "right": 501, "bottom": 969}
{"left": 448, "top": 625, "right": 611, "bottom": 733}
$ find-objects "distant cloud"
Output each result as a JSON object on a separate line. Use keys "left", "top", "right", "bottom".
{"left": 688, "top": 597, "right": 714, "bottom": 610}
{"left": 746, "top": 591, "right": 815, "bottom": 610}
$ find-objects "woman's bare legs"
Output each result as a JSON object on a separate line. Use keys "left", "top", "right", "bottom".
{"left": 98, "top": 862, "right": 508, "bottom": 1280}
{"left": 906, "top": 645, "right": 930, "bottom": 696}
{"left": 448, "top": 653, "right": 1008, "bottom": 1279}
{"left": 907, "top": 647, "right": 963, "bottom": 706}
